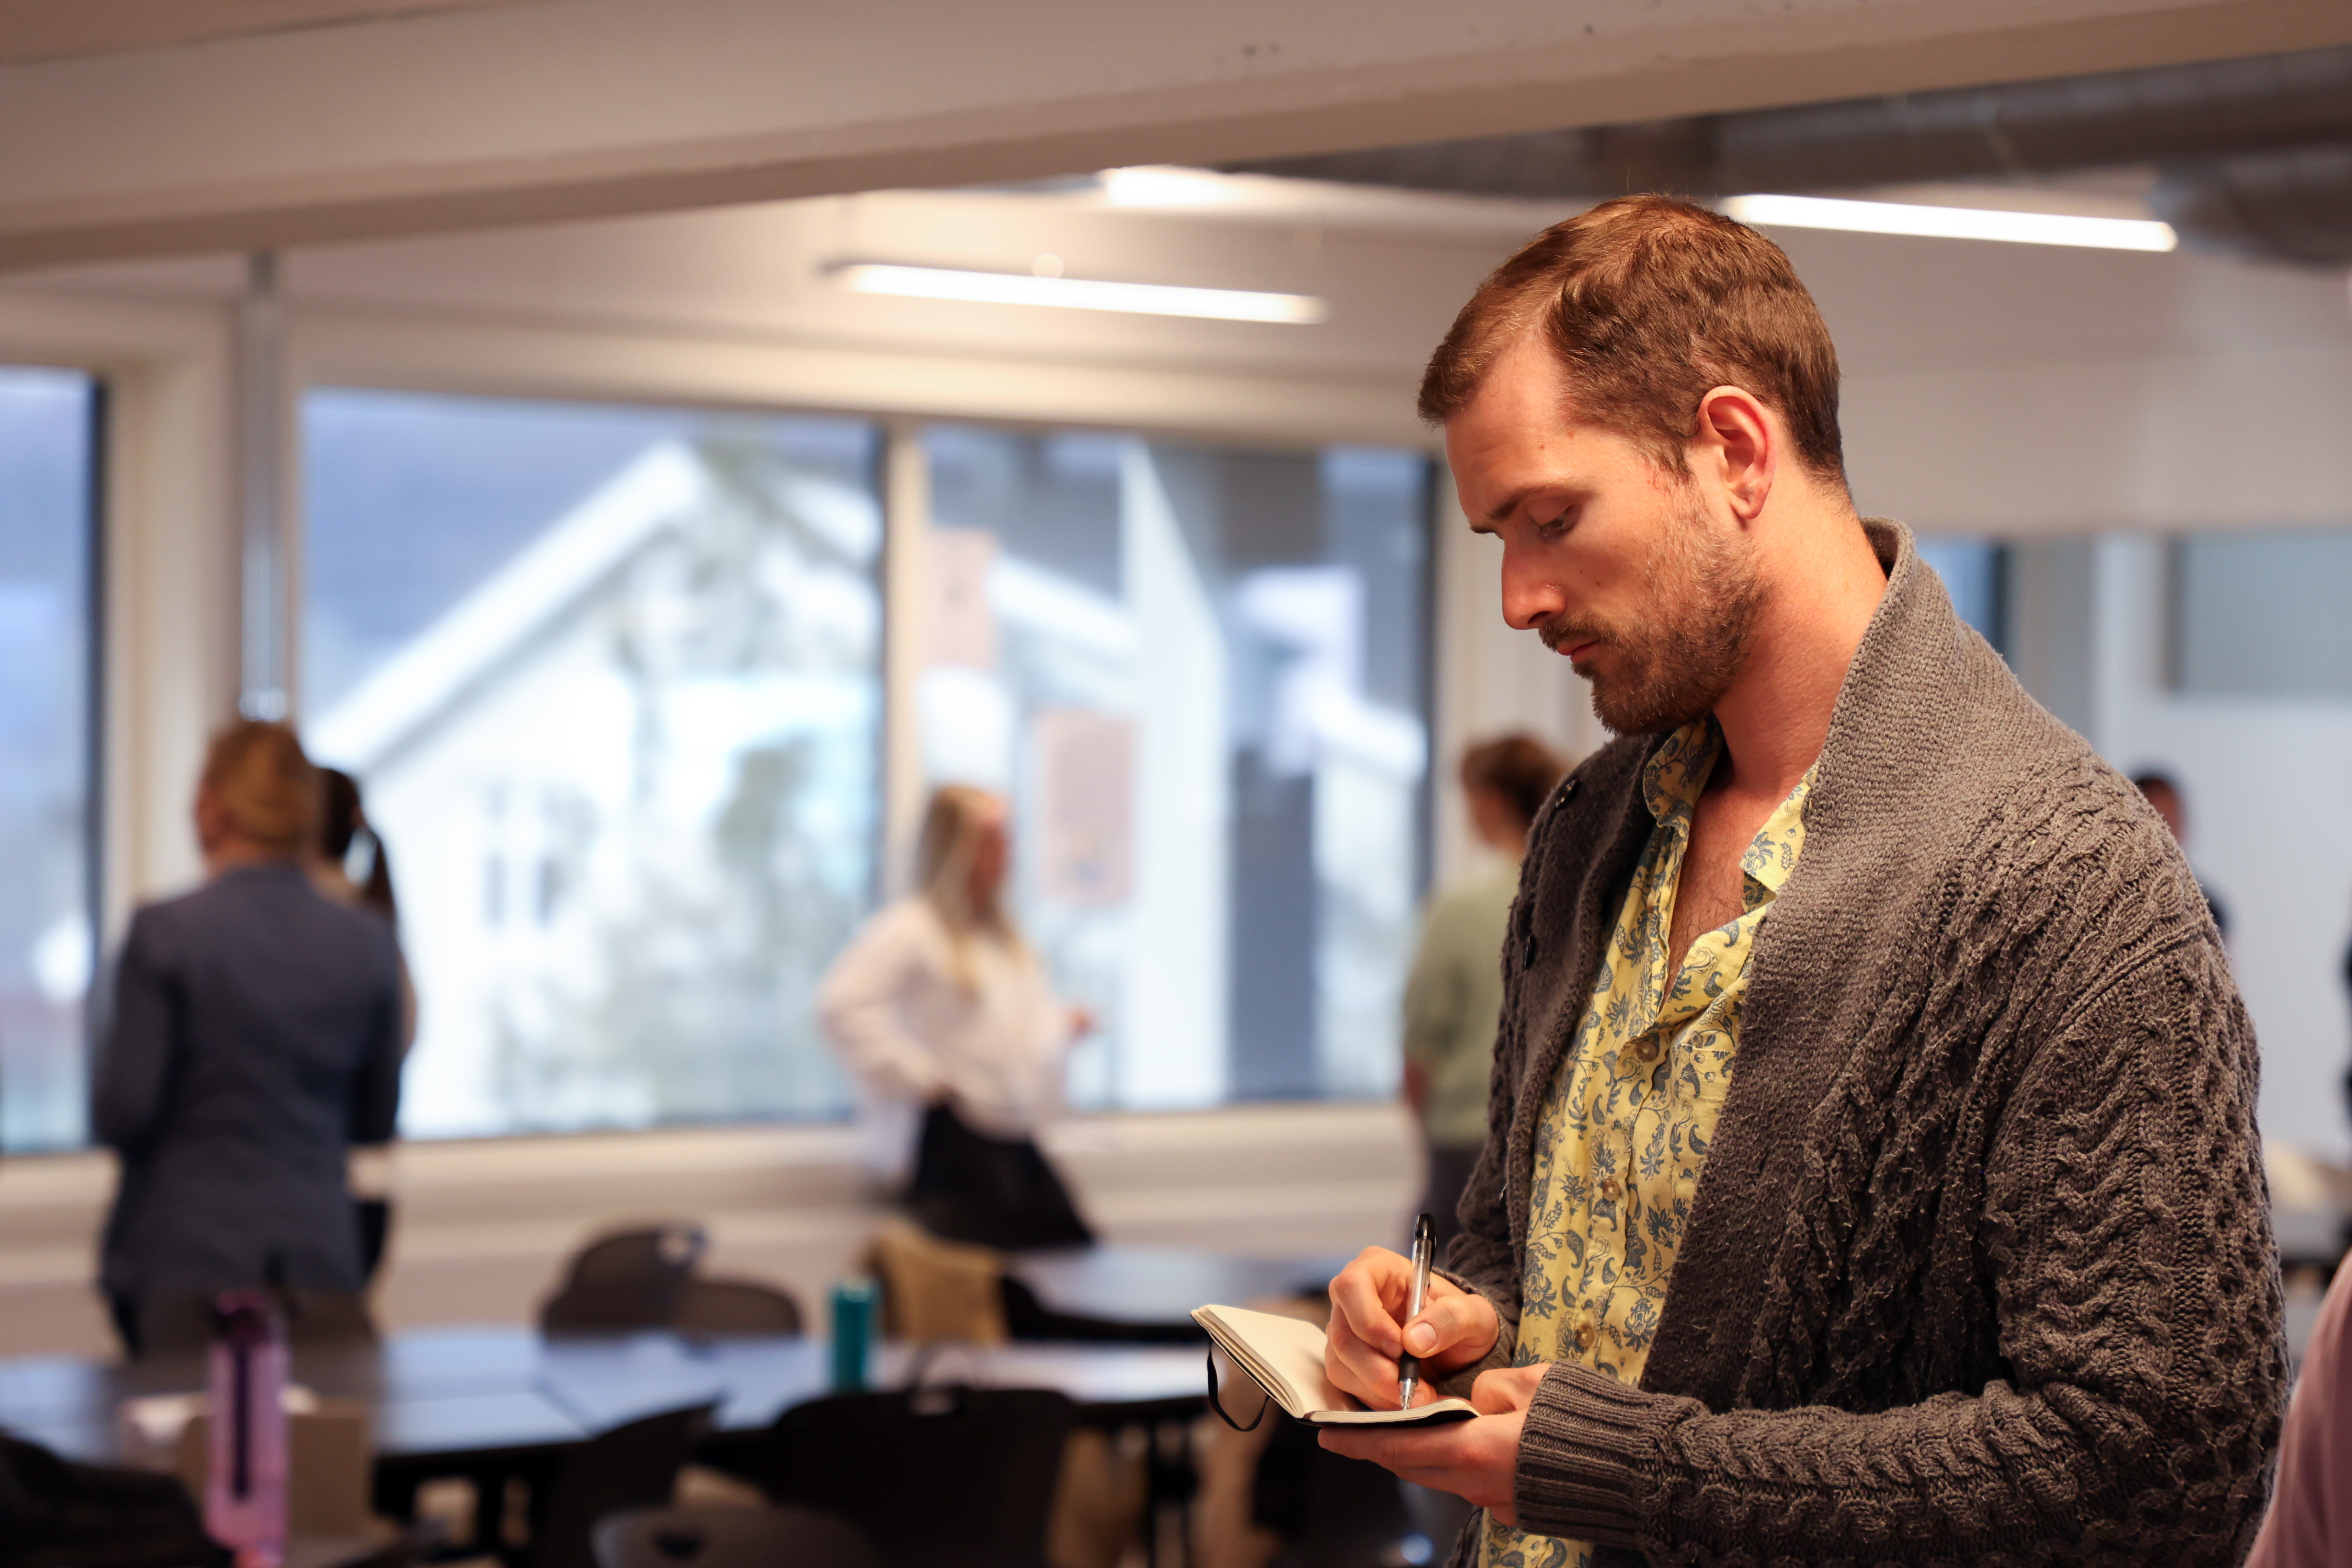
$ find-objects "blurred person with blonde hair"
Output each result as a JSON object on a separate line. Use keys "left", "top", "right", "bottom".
{"left": 818, "top": 784, "right": 1093, "bottom": 1248}
{"left": 92, "top": 720, "right": 405, "bottom": 1355}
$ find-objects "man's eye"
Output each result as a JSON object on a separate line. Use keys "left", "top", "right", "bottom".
{"left": 1536, "top": 510, "right": 1573, "bottom": 536}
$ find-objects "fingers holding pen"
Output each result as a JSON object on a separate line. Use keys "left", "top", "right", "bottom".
{"left": 1401, "top": 1290, "right": 1498, "bottom": 1366}
{"left": 1326, "top": 1291, "right": 1405, "bottom": 1407}
{"left": 1328, "top": 1247, "right": 1409, "bottom": 1355}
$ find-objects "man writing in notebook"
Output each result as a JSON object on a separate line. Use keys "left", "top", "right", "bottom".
{"left": 1318, "top": 195, "right": 2283, "bottom": 1565}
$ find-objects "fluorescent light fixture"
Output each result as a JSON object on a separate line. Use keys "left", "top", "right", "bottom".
{"left": 1101, "top": 165, "right": 1245, "bottom": 207}
{"left": 833, "top": 262, "right": 1328, "bottom": 324}
{"left": 1721, "top": 193, "right": 2177, "bottom": 252}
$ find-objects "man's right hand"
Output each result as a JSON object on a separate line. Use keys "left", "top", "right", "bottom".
{"left": 1325, "top": 1246, "right": 1502, "bottom": 1409}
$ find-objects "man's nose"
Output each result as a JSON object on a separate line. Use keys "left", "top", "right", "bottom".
{"left": 1499, "top": 546, "right": 1566, "bottom": 632}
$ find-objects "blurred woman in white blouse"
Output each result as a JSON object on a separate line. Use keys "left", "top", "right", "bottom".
{"left": 818, "top": 785, "right": 1094, "bottom": 1249}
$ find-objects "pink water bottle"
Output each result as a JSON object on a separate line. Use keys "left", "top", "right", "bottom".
{"left": 205, "top": 1292, "right": 289, "bottom": 1568}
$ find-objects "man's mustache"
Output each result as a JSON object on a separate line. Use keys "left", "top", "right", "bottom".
{"left": 1537, "top": 617, "right": 1607, "bottom": 655}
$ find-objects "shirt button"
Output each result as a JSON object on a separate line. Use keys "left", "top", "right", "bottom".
{"left": 1599, "top": 1177, "right": 1621, "bottom": 1201}
{"left": 1573, "top": 1323, "right": 1595, "bottom": 1353}
{"left": 1635, "top": 1039, "right": 1660, "bottom": 1063}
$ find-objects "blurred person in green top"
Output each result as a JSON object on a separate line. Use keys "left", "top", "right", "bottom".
{"left": 1402, "top": 734, "right": 1568, "bottom": 1255}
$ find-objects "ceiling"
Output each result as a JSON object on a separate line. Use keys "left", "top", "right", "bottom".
{"left": 0, "top": 0, "right": 542, "bottom": 68}
{"left": 0, "top": 0, "right": 2343, "bottom": 269}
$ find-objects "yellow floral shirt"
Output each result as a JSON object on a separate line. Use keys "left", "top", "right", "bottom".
{"left": 1484, "top": 718, "right": 1815, "bottom": 1568}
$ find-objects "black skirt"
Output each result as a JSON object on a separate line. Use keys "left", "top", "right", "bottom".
{"left": 906, "top": 1102, "right": 1094, "bottom": 1251}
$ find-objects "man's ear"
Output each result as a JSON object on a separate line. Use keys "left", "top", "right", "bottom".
{"left": 1691, "top": 386, "right": 1776, "bottom": 523}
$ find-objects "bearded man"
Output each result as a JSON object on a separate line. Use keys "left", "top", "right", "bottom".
{"left": 1317, "top": 195, "right": 2283, "bottom": 1564}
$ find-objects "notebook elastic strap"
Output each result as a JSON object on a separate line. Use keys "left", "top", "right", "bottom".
{"left": 1205, "top": 1350, "right": 1270, "bottom": 1431}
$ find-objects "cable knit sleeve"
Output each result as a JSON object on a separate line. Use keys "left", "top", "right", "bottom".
{"left": 1509, "top": 934, "right": 2285, "bottom": 1563}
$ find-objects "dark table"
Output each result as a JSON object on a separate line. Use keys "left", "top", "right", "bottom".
{"left": 0, "top": 1326, "right": 1209, "bottom": 1545}
{"left": 1007, "top": 1245, "right": 1350, "bottom": 1332}
{"left": 0, "top": 1327, "right": 1209, "bottom": 1461}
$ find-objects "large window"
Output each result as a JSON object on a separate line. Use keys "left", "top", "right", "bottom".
{"left": 303, "top": 390, "right": 883, "bottom": 1137}
{"left": 0, "top": 367, "right": 98, "bottom": 1153}
{"left": 922, "top": 428, "right": 1433, "bottom": 1110}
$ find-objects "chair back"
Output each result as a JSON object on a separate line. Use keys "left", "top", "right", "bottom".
{"left": 530, "top": 1402, "right": 716, "bottom": 1568}
{"left": 671, "top": 1278, "right": 803, "bottom": 1337}
{"left": 752, "top": 1386, "right": 1076, "bottom": 1568}
{"left": 864, "top": 1221, "right": 1008, "bottom": 1346}
{"left": 593, "top": 1504, "right": 885, "bottom": 1568}
{"left": 541, "top": 1224, "right": 708, "bottom": 1335}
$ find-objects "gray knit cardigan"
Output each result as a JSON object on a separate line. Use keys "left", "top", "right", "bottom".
{"left": 1439, "top": 519, "right": 2284, "bottom": 1565}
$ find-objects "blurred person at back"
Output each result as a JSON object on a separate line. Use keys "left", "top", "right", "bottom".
{"left": 312, "top": 767, "right": 398, "bottom": 925}
{"left": 312, "top": 766, "right": 414, "bottom": 1288}
{"left": 1403, "top": 735, "right": 1566, "bottom": 1255}
{"left": 2135, "top": 769, "right": 2230, "bottom": 939}
{"left": 2249, "top": 1252, "right": 2352, "bottom": 1566}
{"left": 92, "top": 721, "right": 405, "bottom": 1356}
{"left": 818, "top": 784, "right": 1093, "bottom": 1250}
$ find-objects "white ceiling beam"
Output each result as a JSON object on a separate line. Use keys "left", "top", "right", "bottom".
{"left": 0, "top": 0, "right": 2344, "bottom": 268}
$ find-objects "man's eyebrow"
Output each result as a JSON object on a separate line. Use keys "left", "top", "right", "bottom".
{"left": 1483, "top": 489, "right": 1533, "bottom": 526}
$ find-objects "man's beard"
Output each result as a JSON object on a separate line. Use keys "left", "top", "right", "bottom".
{"left": 1538, "top": 499, "right": 1766, "bottom": 737}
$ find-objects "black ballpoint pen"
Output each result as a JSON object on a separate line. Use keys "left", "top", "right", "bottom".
{"left": 1397, "top": 1211, "right": 1435, "bottom": 1410}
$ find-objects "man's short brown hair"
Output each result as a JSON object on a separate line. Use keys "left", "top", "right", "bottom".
{"left": 1419, "top": 195, "right": 1846, "bottom": 485}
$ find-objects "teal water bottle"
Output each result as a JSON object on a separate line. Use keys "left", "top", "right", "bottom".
{"left": 830, "top": 1278, "right": 876, "bottom": 1391}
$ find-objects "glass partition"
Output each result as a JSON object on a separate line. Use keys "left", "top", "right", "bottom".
{"left": 0, "top": 367, "right": 98, "bottom": 1152}
{"left": 303, "top": 389, "right": 883, "bottom": 1137}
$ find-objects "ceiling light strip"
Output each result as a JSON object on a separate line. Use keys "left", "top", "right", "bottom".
{"left": 833, "top": 263, "right": 1328, "bottom": 324}
{"left": 1722, "top": 194, "right": 2177, "bottom": 252}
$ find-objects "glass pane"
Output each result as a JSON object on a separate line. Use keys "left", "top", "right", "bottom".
{"left": 921, "top": 427, "right": 1432, "bottom": 1110}
{"left": 303, "top": 389, "right": 883, "bottom": 1137}
{"left": 2171, "top": 530, "right": 2352, "bottom": 698}
{"left": 1911, "top": 535, "right": 2006, "bottom": 653}
{"left": 0, "top": 367, "right": 97, "bottom": 1152}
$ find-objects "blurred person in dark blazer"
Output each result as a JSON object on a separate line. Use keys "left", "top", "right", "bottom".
{"left": 92, "top": 721, "right": 405, "bottom": 1356}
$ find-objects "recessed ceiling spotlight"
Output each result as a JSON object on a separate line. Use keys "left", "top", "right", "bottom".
{"left": 1722, "top": 194, "right": 2176, "bottom": 252}
{"left": 831, "top": 262, "right": 1327, "bottom": 324}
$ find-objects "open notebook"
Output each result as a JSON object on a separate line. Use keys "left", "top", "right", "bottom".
{"left": 1192, "top": 1304, "right": 1477, "bottom": 1426}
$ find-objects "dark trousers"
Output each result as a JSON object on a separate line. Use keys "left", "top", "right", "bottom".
{"left": 907, "top": 1103, "right": 1094, "bottom": 1251}
{"left": 1420, "top": 1142, "right": 1483, "bottom": 1263}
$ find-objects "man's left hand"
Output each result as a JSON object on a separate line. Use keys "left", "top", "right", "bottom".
{"left": 1316, "top": 1363, "right": 1546, "bottom": 1523}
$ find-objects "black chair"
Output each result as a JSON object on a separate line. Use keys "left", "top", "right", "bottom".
{"left": 592, "top": 1504, "right": 885, "bottom": 1568}
{"left": 541, "top": 1225, "right": 708, "bottom": 1335}
{"left": 541, "top": 1225, "right": 803, "bottom": 1340}
{"left": 734, "top": 1386, "right": 1077, "bottom": 1568}
{"left": 526, "top": 1402, "right": 716, "bottom": 1568}
{"left": 671, "top": 1279, "right": 803, "bottom": 1337}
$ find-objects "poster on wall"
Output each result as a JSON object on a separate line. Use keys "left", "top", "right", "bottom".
{"left": 1032, "top": 709, "right": 1133, "bottom": 906}
{"left": 925, "top": 528, "right": 999, "bottom": 670}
